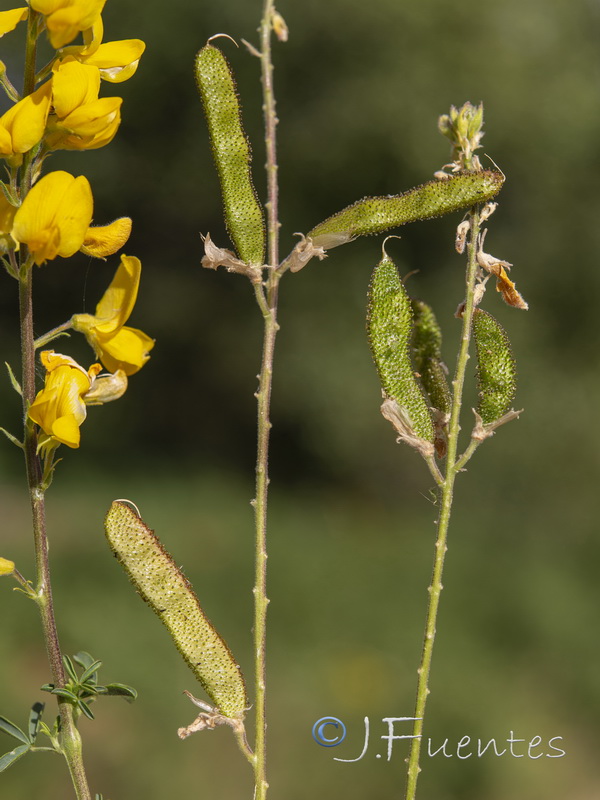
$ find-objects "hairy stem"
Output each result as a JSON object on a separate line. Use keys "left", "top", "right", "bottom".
{"left": 17, "top": 14, "right": 92, "bottom": 800}
{"left": 404, "top": 207, "right": 482, "bottom": 800}
{"left": 251, "top": 3, "right": 280, "bottom": 799}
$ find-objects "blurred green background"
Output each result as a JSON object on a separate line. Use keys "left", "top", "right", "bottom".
{"left": 1, "top": 0, "right": 600, "bottom": 797}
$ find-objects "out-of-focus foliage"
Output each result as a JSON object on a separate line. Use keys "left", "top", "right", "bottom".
{"left": 1, "top": 0, "right": 599, "bottom": 798}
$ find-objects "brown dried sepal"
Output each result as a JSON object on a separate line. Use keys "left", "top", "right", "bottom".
{"left": 201, "top": 233, "right": 263, "bottom": 281}
{"left": 284, "top": 234, "right": 327, "bottom": 273}
{"left": 476, "top": 229, "right": 528, "bottom": 310}
{"left": 471, "top": 407, "right": 523, "bottom": 441}
{"left": 177, "top": 691, "right": 247, "bottom": 740}
{"left": 380, "top": 397, "right": 435, "bottom": 459}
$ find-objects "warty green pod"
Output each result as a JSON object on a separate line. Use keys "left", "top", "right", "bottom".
{"left": 411, "top": 299, "right": 451, "bottom": 417}
{"left": 472, "top": 309, "right": 517, "bottom": 424}
{"left": 105, "top": 500, "right": 247, "bottom": 720}
{"left": 308, "top": 170, "right": 504, "bottom": 250}
{"left": 195, "top": 43, "right": 265, "bottom": 266}
{"left": 367, "top": 255, "right": 435, "bottom": 443}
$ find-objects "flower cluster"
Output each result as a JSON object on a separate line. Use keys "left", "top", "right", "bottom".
{"left": 1, "top": 3, "right": 152, "bottom": 450}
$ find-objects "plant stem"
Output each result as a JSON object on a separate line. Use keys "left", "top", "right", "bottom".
{"left": 18, "top": 269, "right": 92, "bottom": 800}
{"left": 251, "top": 3, "right": 280, "bottom": 799}
{"left": 404, "top": 207, "right": 483, "bottom": 800}
{"left": 17, "top": 12, "right": 92, "bottom": 800}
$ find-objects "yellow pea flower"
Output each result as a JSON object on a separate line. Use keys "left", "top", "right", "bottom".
{"left": 28, "top": 350, "right": 102, "bottom": 449}
{"left": 60, "top": 16, "right": 145, "bottom": 83}
{"left": 45, "top": 58, "right": 121, "bottom": 151}
{"left": 0, "top": 81, "right": 52, "bottom": 161}
{"left": 0, "top": 8, "right": 28, "bottom": 38}
{"left": 29, "top": 0, "right": 106, "bottom": 49}
{"left": 71, "top": 255, "right": 155, "bottom": 375}
{"left": 11, "top": 170, "right": 93, "bottom": 265}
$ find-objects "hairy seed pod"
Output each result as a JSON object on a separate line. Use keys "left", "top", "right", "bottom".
{"left": 195, "top": 44, "right": 265, "bottom": 266}
{"left": 105, "top": 501, "right": 247, "bottom": 720}
{"left": 411, "top": 299, "right": 451, "bottom": 416}
{"left": 472, "top": 309, "right": 517, "bottom": 424}
{"left": 367, "top": 255, "right": 434, "bottom": 442}
{"left": 308, "top": 170, "right": 504, "bottom": 250}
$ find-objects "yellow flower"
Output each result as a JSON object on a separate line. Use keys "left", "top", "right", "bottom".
{"left": 12, "top": 170, "right": 93, "bottom": 265}
{"left": 71, "top": 255, "right": 154, "bottom": 375}
{"left": 28, "top": 350, "right": 102, "bottom": 449}
{"left": 0, "top": 557, "right": 15, "bottom": 576}
{"left": 0, "top": 81, "right": 52, "bottom": 161}
{"left": 29, "top": 0, "right": 106, "bottom": 49}
{"left": 60, "top": 16, "right": 145, "bottom": 83}
{"left": 46, "top": 59, "right": 121, "bottom": 151}
{"left": 0, "top": 8, "right": 28, "bottom": 38}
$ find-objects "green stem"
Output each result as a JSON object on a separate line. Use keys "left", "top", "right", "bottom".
{"left": 404, "top": 207, "right": 483, "bottom": 800}
{"left": 251, "top": 3, "right": 280, "bottom": 799}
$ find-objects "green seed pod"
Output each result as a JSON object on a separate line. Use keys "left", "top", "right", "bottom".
{"left": 195, "top": 43, "right": 265, "bottom": 266}
{"left": 308, "top": 170, "right": 504, "bottom": 250}
{"left": 472, "top": 309, "right": 517, "bottom": 424}
{"left": 367, "top": 255, "right": 434, "bottom": 442}
{"left": 105, "top": 501, "right": 247, "bottom": 720}
{"left": 411, "top": 299, "right": 451, "bottom": 416}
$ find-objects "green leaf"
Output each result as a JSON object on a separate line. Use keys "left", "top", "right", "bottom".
{"left": 76, "top": 699, "right": 95, "bottom": 720}
{"left": 73, "top": 651, "right": 96, "bottom": 671}
{"left": 4, "top": 362, "right": 22, "bottom": 396}
{"left": 63, "top": 655, "right": 78, "bottom": 682}
{"left": 28, "top": 703, "right": 44, "bottom": 743}
{"left": 48, "top": 688, "right": 79, "bottom": 703}
{"left": 104, "top": 683, "right": 138, "bottom": 701}
{"left": 0, "top": 716, "right": 30, "bottom": 745}
{"left": 0, "top": 427, "right": 23, "bottom": 449}
{"left": 0, "top": 744, "right": 30, "bottom": 771}
{"left": 79, "top": 660, "right": 102, "bottom": 685}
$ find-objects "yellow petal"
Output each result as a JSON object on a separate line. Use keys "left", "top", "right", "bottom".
{"left": 0, "top": 81, "right": 52, "bottom": 155}
{"left": 0, "top": 8, "right": 28, "bottom": 38}
{"left": 0, "top": 557, "right": 15, "bottom": 575}
{"left": 46, "top": 104, "right": 120, "bottom": 151}
{"left": 79, "top": 39, "right": 145, "bottom": 82}
{"left": 93, "top": 254, "right": 141, "bottom": 331}
{"left": 52, "top": 59, "right": 100, "bottom": 118}
{"left": 12, "top": 170, "right": 93, "bottom": 264}
{"left": 0, "top": 192, "right": 16, "bottom": 234}
{"left": 28, "top": 350, "right": 95, "bottom": 447}
{"left": 56, "top": 96, "right": 121, "bottom": 136}
{"left": 80, "top": 216, "right": 131, "bottom": 257}
{"left": 31, "top": 0, "right": 106, "bottom": 48}
{"left": 94, "top": 326, "right": 154, "bottom": 375}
